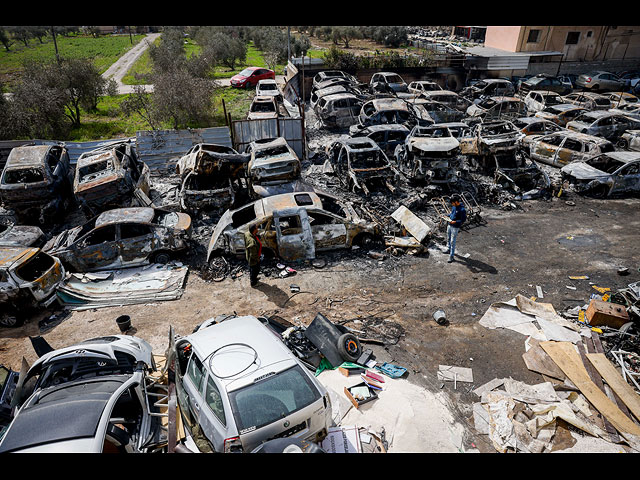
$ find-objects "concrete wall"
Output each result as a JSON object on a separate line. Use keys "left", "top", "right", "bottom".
{"left": 484, "top": 27, "right": 522, "bottom": 52}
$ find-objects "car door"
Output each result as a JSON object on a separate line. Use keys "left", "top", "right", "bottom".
{"left": 182, "top": 352, "right": 207, "bottom": 442}
{"left": 611, "top": 161, "right": 640, "bottom": 194}
{"left": 118, "top": 223, "right": 156, "bottom": 266}
{"left": 273, "top": 208, "right": 315, "bottom": 261}
{"left": 197, "top": 373, "right": 229, "bottom": 453}
{"left": 530, "top": 134, "right": 564, "bottom": 166}
{"left": 556, "top": 137, "right": 585, "bottom": 166}
{"left": 307, "top": 210, "right": 348, "bottom": 251}
{"left": 73, "top": 225, "right": 120, "bottom": 271}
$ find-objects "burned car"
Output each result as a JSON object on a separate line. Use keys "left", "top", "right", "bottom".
{"left": 512, "top": 117, "right": 565, "bottom": 136}
{"left": 171, "top": 315, "right": 332, "bottom": 453}
{"left": 408, "top": 80, "right": 442, "bottom": 94}
{"left": 460, "top": 78, "right": 515, "bottom": 101}
{"left": 314, "top": 93, "right": 363, "bottom": 129}
{"left": 0, "top": 144, "right": 73, "bottom": 224}
{"left": 247, "top": 96, "right": 279, "bottom": 120}
{"left": 491, "top": 152, "right": 550, "bottom": 195}
{"left": 74, "top": 140, "right": 150, "bottom": 217}
{"left": 0, "top": 246, "right": 65, "bottom": 324}
{"left": 44, "top": 207, "right": 192, "bottom": 272}
{"left": 534, "top": 103, "right": 587, "bottom": 127}
{"left": 0, "top": 335, "right": 165, "bottom": 453}
{"left": 566, "top": 111, "right": 640, "bottom": 141}
{"left": 349, "top": 98, "right": 429, "bottom": 135}
{"left": 608, "top": 103, "right": 640, "bottom": 121}
{"left": 421, "top": 90, "right": 471, "bottom": 112}
{"left": 458, "top": 120, "right": 525, "bottom": 159}
{"left": 312, "top": 70, "right": 358, "bottom": 91}
{"left": 524, "top": 130, "right": 615, "bottom": 168}
{"left": 369, "top": 72, "right": 409, "bottom": 94}
{"left": 246, "top": 137, "right": 310, "bottom": 198}
{"left": 603, "top": 91, "right": 639, "bottom": 107}
{"left": 393, "top": 124, "right": 462, "bottom": 185}
{"left": 562, "top": 92, "right": 612, "bottom": 110}
{"left": 0, "top": 223, "right": 44, "bottom": 247}
{"left": 350, "top": 124, "right": 410, "bottom": 157}
{"left": 618, "top": 130, "right": 640, "bottom": 151}
{"left": 465, "top": 96, "right": 527, "bottom": 121}
{"left": 207, "top": 192, "right": 380, "bottom": 263}
{"left": 176, "top": 143, "right": 249, "bottom": 213}
{"left": 523, "top": 90, "right": 564, "bottom": 113}
{"left": 255, "top": 79, "right": 282, "bottom": 102}
{"left": 405, "top": 98, "right": 464, "bottom": 123}
{"left": 325, "top": 137, "right": 399, "bottom": 194}
{"left": 560, "top": 151, "right": 640, "bottom": 198}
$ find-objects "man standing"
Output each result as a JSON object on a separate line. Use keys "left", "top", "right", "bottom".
{"left": 446, "top": 194, "right": 466, "bottom": 263}
{"left": 244, "top": 224, "right": 262, "bottom": 287}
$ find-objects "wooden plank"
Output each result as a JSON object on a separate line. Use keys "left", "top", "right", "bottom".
{"left": 586, "top": 353, "right": 640, "bottom": 423}
{"left": 541, "top": 341, "right": 640, "bottom": 438}
{"left": 522, "top": 339, "right": 566, "bottom": 380}
{"left": 577, "top": 340, "right": 620, "bottom": 442}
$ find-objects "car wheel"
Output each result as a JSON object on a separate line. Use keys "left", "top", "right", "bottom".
{"left": 354, "top": 232, "right": 375, "bottom": 249}
{"left": 245, "top": 81, "right": 253, "bottom": 90}
{"left": 151, "top": 251, "right": 172, "bottom": 264}
{"left": 589, "top": 184, "right": 609, "bottom": 199}
{"left": 0, "top": 314, "right": 24, "bottom": 328}
{"left": 337, "top": 333, "right": 362, "bottom": 363}
{"left": 617, "top": 138, "right": 629, "bottom": 149}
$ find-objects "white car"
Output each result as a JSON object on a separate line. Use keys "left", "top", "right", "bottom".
{"left": 0, "top": 335, "right": 162, "bottom": 453}
{"left": 171, "top": 315, "right": 332, "bottom": 453}
{"left": 523, "top": 90, "right": 564, "bottom": 113}
{"left": 255, "top": 79, "right": 282, "bottom": 102}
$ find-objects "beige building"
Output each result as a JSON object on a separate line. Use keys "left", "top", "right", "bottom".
{"left": 484, "top": 26, "right": 640, "bottom": 62}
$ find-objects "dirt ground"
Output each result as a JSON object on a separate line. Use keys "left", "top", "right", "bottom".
{"left": 2, "top": 190, "right": 639, "bottom": 452}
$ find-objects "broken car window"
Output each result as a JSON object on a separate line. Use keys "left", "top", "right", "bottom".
{"left": 3, "top": 168, "right": 45, "bottom": 184}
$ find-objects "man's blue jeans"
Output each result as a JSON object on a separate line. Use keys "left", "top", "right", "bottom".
{"left": 447, "top": 224, "right": 460, "bottom": 260}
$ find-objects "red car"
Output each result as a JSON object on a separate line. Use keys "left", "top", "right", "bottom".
{"left": 230, "top": 67, "right": 275, "bottom": 89}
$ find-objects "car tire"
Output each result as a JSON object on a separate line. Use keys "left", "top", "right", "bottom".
{"left": 617, "top": 138, "right": 629, "bottom": 149}
{"left": 337, "top": 333, "right": 362, "bottom": 363}
{"left": 151, "top": 251, "right": 172, "bottom": 264}
{"left": 0, "top": 314, "right": 24, "bottom": 328}
{"left": 354, "top": 232, "right": 375, "bottom": 249}
{"left": 589, "top": 184, "right": 609, "bottom": 199}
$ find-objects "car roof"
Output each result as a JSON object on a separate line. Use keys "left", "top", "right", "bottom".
{"left": 5, "top": 145, "right": 53, "bottom": 169}
{"left": 549, "top": 130, "right": 612, "bottom": 143}
{"left": 369, "top": 98, "right": 409, "bottom": 110}
{"left": 186, "top": 316, "right": 296, "bottom": 386}
{"left": 0, "top": 246, "right": 39, "bottom": 269}
{"left": 95, "top": 207, "right": 156, "bottom": 227}
{"left": 0, "top": 376, "right": 127, "bottom": 453}
{"left": 598, "top": 151, "right": 640, "bottom": 163}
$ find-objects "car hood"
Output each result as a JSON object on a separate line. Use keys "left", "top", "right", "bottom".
{"left": 566, "top": 120, "right": 590, "bottom": 130}
{"left": 560, "top": 162, "right": 608, "bottom": 180}
{"left": 408, "top": 136, "right": 459, "bottom": 152}
{"left": 0, "top": 225, "right": 44, "bottom": 247}
{"left": 466, "top": 104, "right": 484, "bottom": 116}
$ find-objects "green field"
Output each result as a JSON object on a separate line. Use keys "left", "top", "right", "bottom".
{"left": 0, "top": 33, "right": 146, "bottom": 89}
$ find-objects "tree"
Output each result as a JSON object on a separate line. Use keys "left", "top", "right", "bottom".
{"left": 332, "top": 26, "right": 361, "bottom": 49}
{"left": 148, "top": 27, "right": 187, "bottom": 73}
{"left": 199, "top": 30, "right": 247, "bottom": 71}
{"left": 0, "top": 29, "right": 13, "bottom": 51}
{"left": 120, "top": 85, "right": 160, "bottom": 130}
{"left": 11, "top": 26, "right": 33, "bottom": 47}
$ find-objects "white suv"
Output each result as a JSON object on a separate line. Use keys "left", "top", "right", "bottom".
{"left": 172, "top": 315, "right": 332, "bottom": 452}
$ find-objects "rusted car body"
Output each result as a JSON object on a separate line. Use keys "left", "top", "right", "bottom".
{"left": 349, "top": 98, "right": 428, "bottom": 135}
{"left": 408, "top": 80, "right": 442, "bottom": 94}
{"left": 603, "top": 92, "right": 639, "bottom": 107}
{"left": 460, "top": 79, "right": 515, "bottom": 101}
{"left": 246, "top": 137, "right": 308, "bottom": 198}
{"left": 176, "top": 143, "right": 249, "bottom": 213}
{"left": 312, "top": 71, "right": 358, "bottom": 91}
{"left": 492, "top": 152, "right": 550, "bottom": 194}
{"left": 511, "top": 117, "right": 565, "bottom": 136}
{"left": 524, "top": 130, "right": 615, "bottom": 168}
{"left": 74, "top": 140, "right": 150, "bottom": 217}
{"left": 325, "top": 137, "right": 399, "bottom": 194}
{"left": 0, "top": 223, "right": 44, "bottom": 247}
{"left": 0, "top": 246, "right": 65, "bottom": 313}
{"left": 560, "top": 151, "right": 640, "bottom": 197}
{"left": 393, "top": 124, "right": 462, "bottom": 184}
{"left": 421, "top": 90, "right": 471, "bottom": 112}
{"left": 247, "top": 96, "right": 289, "bottom": 120}
{"left": 405, "top": 98, "right": 464, "bottom": 123}
{"left": 534, "top": 104, "right": 587, "bottom": 127}
{"left": 206, "top": 192, "right": 380, "bottom": 262}
{"left": 44, "top": 207, "right": 192, "bottom": 272}
{"left": 458, "top": 120, "right": 525, "bottom": 157}
{"left": 0, "top": 144, "right": 73, "bottom": 224}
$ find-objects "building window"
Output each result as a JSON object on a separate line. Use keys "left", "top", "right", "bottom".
{"left": 587, "top": 31, "right": 593, "bottom": 38}
{"left": 527, "top": 29, "right": 541, "bottom": 43}
{"left": 566, "top": 32, "right": 580, "bottom": 45}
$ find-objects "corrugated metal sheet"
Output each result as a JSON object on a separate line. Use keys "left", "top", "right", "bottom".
{"left": 0, "top": 127, "right": 232, "bottom": 173}
{"left": 232, "top": 118, "right": 305, "bottom": 159}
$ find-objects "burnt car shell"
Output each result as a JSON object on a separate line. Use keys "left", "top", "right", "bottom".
{"left": 0, "top": 223, "right": 45, "bottom": 247}
{"left": 247, "top": 138, "right": 302, "bottom": 197}
{"left": 74, "top": 140, "right": 150, "bottom": 216}
{"left": 44, "top": 207, "right": 192, "bottom": 272}
{"left": 0, "top": 145, "right": 73, "bottom": 223}
{"left": 0, "top": 247, "right": 65, "bottom": 310}
{"left": 560, "top": 151, "right": 640, "bottom": 197}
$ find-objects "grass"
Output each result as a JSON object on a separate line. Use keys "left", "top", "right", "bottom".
{"left": 0, "top": 33, "right": 146, "bottom": 90}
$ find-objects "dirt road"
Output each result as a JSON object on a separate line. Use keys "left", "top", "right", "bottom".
{"left": 2, "top": 192, "right": 638, "bottom": 452}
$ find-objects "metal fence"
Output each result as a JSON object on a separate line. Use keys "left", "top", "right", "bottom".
{"left": 231, "top": 117, "right": 305, "bottom": 159}
{"left": 0, "top": 126, "right": 233, "bottom": 173}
